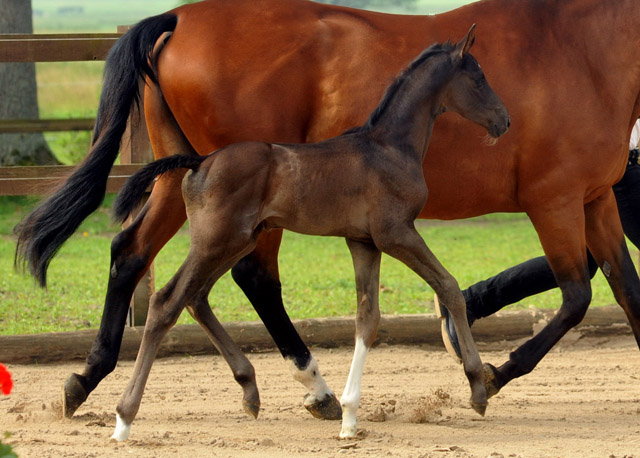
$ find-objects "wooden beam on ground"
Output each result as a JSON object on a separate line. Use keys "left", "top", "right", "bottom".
{"left": 0, "top": 307, "right": 631, "bottom": 364}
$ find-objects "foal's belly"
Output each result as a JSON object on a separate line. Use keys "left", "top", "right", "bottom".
{"left": 262, "top": 198, "right": 372, "bottom": 240}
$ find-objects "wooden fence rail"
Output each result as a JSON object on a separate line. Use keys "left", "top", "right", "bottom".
{"left": 0, "top": 118, "right": 94, "bottom": 133}
{"left": 0, "top": 28, "right": 154, "bottom": 326}
{"left": 0, "top": 32, "right": 120, "bottom": 62}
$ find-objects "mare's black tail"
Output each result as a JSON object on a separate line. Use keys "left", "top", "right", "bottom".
{"left": 15, "top": 13, "right": 178, "bottom": 286}
{"left": 113, "top": 155, "right": 206, "bottom": 224}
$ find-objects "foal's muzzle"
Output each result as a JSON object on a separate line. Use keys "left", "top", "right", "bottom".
{"left": 488, "top": 111, "right": 510, "bottom": 138}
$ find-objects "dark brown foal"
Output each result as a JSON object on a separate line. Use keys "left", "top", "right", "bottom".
{"left": 110, "top": 27, "right": 509, "bottom": 440}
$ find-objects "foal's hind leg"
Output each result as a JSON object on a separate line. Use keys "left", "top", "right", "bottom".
{"left": 111, "top": 263, "right": 190, "bottom": 441}
{"left": 186, "top": 294, "right": 260, "bottom": 418}
{"left": 373, "top": 224, "right": 487, "bottom": 414}
{"left": 339, "top": 238, "right": 382, "bottom": 438}
{"left": 585, "top": 190, "right": 640, "bottom": 344}
{"left": 64, "top": 175, "right": 188, "bottom": 417}
{"left": 113, "top": 234, "right": 257, "bottom": 441}
{"left": 63, "top": 82, "right": 195, "bottom": 417}
{"left": 232, "top": 230, "right": 341, "bottom": 420}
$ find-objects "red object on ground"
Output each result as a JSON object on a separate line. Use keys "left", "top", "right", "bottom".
{"left": 0, "top": 363, "right": 13, "bottom": 395}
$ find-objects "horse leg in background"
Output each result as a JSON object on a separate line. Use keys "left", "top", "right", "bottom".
{"left": 373, "top": 224, "right": 487, "bottom": 413}
{"left": 339, "top": 238, "right": 382, "bottom": 438}
{"left": 112, "top": 226, "right": 258, "bottom": 441}
{"left": 483, "top": 203, "right": 593, "bottom": 397}
{"left": 63, "top": 82, "right": 194, "bottom": 417}
{"left": 231, "top": 230, "right": 342, "bottom": 420}
{"left": 185, "top": 294, "right": 260, "bottom": 418}
{"left": 585, "top": 189, "right": 640, "bottom": 345}
{"left": 64, "top": 175, "right": 188, "bottom": 417}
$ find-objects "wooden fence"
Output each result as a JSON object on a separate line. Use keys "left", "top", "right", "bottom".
{"left": 0, "top": 28, "right": 153, "bottom": 326}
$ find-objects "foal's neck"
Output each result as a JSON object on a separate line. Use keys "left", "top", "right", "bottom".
{"left": 367, "top": 53, "right": 452, "bottom": 161}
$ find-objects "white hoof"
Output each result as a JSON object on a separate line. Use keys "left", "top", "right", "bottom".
{"left": 339, "top": 407, "right": 358, "bottom": 438}
{"left": 111, "top": 413, "right": 131, "bottom": 441}
{"left": 339, "top": 422, "right": 357, "bottom": 438}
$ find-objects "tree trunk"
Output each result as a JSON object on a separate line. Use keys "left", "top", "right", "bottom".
{"left": 0, "top": 0, "right": 57, "bottom": 166}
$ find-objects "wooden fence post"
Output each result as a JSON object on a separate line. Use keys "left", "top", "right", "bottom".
{"left": 120, "top": 82, "right": 154, "bottom": 327}
{"left": 118, "top": 24, "right": 154, "bottom": 326}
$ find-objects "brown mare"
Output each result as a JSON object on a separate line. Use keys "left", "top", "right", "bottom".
{"left": 108, "top": 28, "right": 510, "bottom": 440}
{"left": 15, "top": 0, "right": 640, "bottom": 424}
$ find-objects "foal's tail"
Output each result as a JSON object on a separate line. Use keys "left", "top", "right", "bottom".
{"left": 113, "top": 155, "right": 207, "bottom": 223}
{"left": 15, "top": 13, "right": 178, "bottom": 287}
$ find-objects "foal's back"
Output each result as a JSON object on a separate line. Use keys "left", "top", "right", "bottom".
{"left": 185, "top": 134, "right": 426, "bottom": 239}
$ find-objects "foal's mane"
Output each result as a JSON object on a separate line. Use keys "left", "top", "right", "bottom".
{"left": 344, "top": 41, "right": 454, "bottom": 135}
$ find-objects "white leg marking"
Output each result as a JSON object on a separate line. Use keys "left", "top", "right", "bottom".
{"left": 289, "top": 355, "right": 334, "bottom": 406}
{"left": 340, "top": 337, "right": 368, "bottom": 438}
{"left": 111, "top": 413, "right": 131, "bottom": 441}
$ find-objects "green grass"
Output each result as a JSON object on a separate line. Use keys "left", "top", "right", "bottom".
{"left": 1, "top": 198, "right": 635, "bottom": 336}
{"left": 32, "top": 0, "right": 180, "bottom": 33}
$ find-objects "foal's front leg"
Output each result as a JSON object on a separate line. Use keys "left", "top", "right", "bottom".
{"left": 339, "top": 238, "right": 382, "bottom": 438}
{"left": 375, "top": 224, "right": 487, "bottom": 415}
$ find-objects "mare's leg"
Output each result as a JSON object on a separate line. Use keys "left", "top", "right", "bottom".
{"left": 462, "top": 163, "right": 640, "bottom": 325}
{"left": 585, "top": 189, "right": 640, "bottom": 345}
{"left": 484, "top": 203, "right": 592, "bottom": 397}
{"left": 439, "top": 253, "right": 598, "bottom": 363}
{"left": 231, "top": 230, "right": 341, "bottom": 420}
{"left": 373, "top": 224, "right": 487, "bottom": 412}
{"left": 63, "top": 82, "right": 196, "bottom": 417}
{"left": 185, "top": 294, "right": 260, "bottom": 418}
{"left": 339, "top": 238, "right": 382, "bottom": 438}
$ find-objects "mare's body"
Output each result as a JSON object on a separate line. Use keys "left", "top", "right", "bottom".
{"left": 15, "top": 0, "right": 640, "bottom": 417}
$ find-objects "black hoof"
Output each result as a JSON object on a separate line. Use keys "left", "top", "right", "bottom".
{"left": 483, "top": 363, "right": 502, "bottom": 399}
{"left": 304, "top": 392, "right": 342, "bottom": 420}
{"left": 243, "top": 400, "right": 260, "bottom": 419}
{"left": 62, "top": 373, "right": 88, "bottom": 418}
{"left": 470, "top": 401, "right": 488, "bottom": 417}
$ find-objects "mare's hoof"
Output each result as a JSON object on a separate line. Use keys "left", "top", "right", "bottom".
{"left": 304, "top": 392, "right": 342, "bottom": 420}
{"left": 470, "top": 401, "right": 488, "bottom": 417}
{"left": 243, "top": 400, "right": 260, "bottom": 419}
{"left": 483, "top": 363, "right": 502, "bottom": 399}
{"left": 62, "top": 373, "right": 88, "bottom": 418}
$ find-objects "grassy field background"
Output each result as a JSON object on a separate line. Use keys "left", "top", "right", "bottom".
{"left": 1, "top": 0, "right": 635, "bottom": 335}
{"left": 2, "top": 200, "right": 634, "bottom": 336}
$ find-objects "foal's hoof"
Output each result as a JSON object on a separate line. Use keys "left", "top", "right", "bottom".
{"left": 62, "top": 373, "right": 88, "bottom": 418}
{"left": 483, "top": 363, "right": 502, "bottom": 399}
{"left": 304, "top": 392, "right": 342, "bottom": 420}
{"left": 243, "top": 399, "right": 260, "bottom": 419}
{"left": 470, "top": 401, "right": 488, "bottom": 417}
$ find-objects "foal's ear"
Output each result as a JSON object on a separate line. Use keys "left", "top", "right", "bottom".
{"left": 455, "top": 24, "right": 476, "bottom": 59}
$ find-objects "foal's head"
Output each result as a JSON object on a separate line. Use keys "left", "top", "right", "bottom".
{"left": 441, "top": 25, "right": 510, "bottom": 139}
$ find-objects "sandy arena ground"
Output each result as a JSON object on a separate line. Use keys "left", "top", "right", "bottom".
{"left": 1, "top": 334, "right": 639, "bottom": 458}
